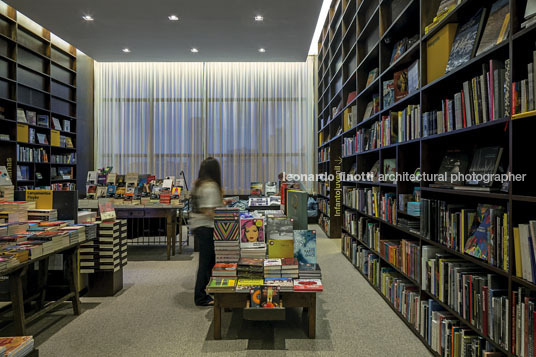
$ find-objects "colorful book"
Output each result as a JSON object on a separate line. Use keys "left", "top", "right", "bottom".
{"left": 240, "top": 218, "right": 265, "bottom": 247}
{"left": 293, "top": 230, "right": 316, "bottom": 270}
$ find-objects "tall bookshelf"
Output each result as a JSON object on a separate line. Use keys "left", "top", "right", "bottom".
{"left": 317, "top": 0, "right": 536, "bottom": 355}
{"left": 0, "top": 5, "right": 77, "bottom": 190}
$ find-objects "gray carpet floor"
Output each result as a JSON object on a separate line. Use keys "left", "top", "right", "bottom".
{"left": 16, "top": 225, "right": 432, "bottom": 356}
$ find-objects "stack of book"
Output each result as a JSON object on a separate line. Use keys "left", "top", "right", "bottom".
{"left": 237, "top": 258, "right": 264, "bottom": 279}
{"left": 0, "top": 255, "right": 18, "bottom": 271}
{"left": 97, "top": 221, "right": 121, "bottom": 272}
{"left": 280, "top": 257, "right": 299, "bottom": 278}
{"left": 0, "top": 185, "right": 14, "bottom": 201}
{"left": 213, "top": 208, "right": 240, "bottom": 263}
{"left": 298, "top": 264, "right": 322, "bottom": 280}
{"left": 0, "top": 336, "right": 34, "bottom": 356}
{"left": 27, "top": 209, "right": 58, "bottom": 222}
{"left": 264, "top": 277, "right": 293, "bottom": 292}
{"left": 235, "top": 278, "right": 264, "bottom": 292}
{"left": 263, "top": 258, "right": 282, "bottom": 278}
{"left": 212, "top": 263, "right": 237, "bottom": 277}
{"left": 119, "top": 219, "right": 128, "bottom": 268}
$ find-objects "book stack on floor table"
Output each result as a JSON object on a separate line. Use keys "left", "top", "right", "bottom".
{"left": 213, "top": 208, "right": 240, "bottom": 263}
{"left": 207, "top": 207, "right": 323, "bottom": 303}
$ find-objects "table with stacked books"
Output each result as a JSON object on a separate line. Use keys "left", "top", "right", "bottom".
{"left": 206, "top": 208, "right": 322, "bottom": 339}
{"left": 0, "top": 201, "right": 98, "bottom": 335}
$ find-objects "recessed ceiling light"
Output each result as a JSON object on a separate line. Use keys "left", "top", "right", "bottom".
{"left": 168, "top": 15, "right": 179, "bottom": 21}
{"left": 122, "top": 48, "right": 131, "bottom": 53}
{"left": 191, "top": 48, "right": 199, "bottom": 53}
{"left": 82, "top": 15, "right": 94, "bottom": 21}
{"left": 258, "top": 48, "right": 266, "bottom": 53}
{"left": 254, "top": 15, "right": 264, "bottom": 22}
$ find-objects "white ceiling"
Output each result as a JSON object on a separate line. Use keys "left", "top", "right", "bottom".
{"left": 6, "top": 0, "right": 323, "bottom": 62}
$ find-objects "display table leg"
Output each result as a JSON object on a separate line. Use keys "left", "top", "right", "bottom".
{"left": 308, "top": 294, "right": 316, "bottom": 338}
{"left": 214, "top": 296, "right": 222, "bottom": 340}
{"left": 66, "top": 250, "right": 81, "bottom": 315}
{"left": 9, "top": 269, "right": 26, "bottom": 335}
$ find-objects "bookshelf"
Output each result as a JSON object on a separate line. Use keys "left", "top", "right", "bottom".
{"left": 0, "top": 5, "right": 77, "bottom": 191}
{"left": 317, "top": 0, "right": 536, "bottom": 355}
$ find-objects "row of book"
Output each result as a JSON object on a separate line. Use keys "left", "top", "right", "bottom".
{"left": 422, "top": 247, "right": 508, "bottom": 350}
{"left": 342, "top": 187, "right": 397, "bottom": 224}
{"left": 51, "top": 153, "right": 76, "bottom": 164}
{"left": 379, "top": 239, "right": 420, "bottom": 283}
{"left": 422, "top": 59, "right": 509, "bottom": 137}
{"left": 318, "top": 147, "right": 329, "bottom": 162}
{"left": 206, "top": 277, "right": 323, "bottom": 295}
{"left": 382, "top": 60, "right": 419, "bottom": 109}
{"left": 512, "top": 47, "right": 536, "bottom": 114}
{"left": 16, "top": 146, "right": 48, "bottom": 163}
{"left": 513, "top": 222, "right": 536, "bottom": 284}
{"left": 420, "top": 199, "right": 509, "bottom": 271}
{"left": 317, "top": 198, "right": 329, "bottom": 217}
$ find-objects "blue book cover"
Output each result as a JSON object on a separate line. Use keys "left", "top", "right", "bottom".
{"left": 529, "top": 235, "right": 536, "bottom": 283}
{"left": 293, "top": 230, "right": 316, "bottom": 269}
{"left": 428, "top": 299, "right": 443, "bottom": 344}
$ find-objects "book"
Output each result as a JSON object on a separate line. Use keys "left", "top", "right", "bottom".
{"left": 394, "top": 69, "right": 408, "bottom": 101}
{"left": 37, "top": 114, "right": 49, "bottom": 127}
{"left": 240, "top": 218, "right": 265, "bottom": 247}
{"left": 464, "top": 204, "right": 502, "bottom": 261}
{"left": 16, "top": 109, "right": 27, "bottom": 123}
{"left": 267, "top": 237, "right": 294, "bottom": 259}
{"left": 426, "top": 23, "right": 458, "bottom": 83}
{"left": 259, "top": 285, "right": 281, "bottom": 308}
{"left": 525, "top": 0, "right": 536, "bottom": 20}
{"left": 465, "top": 146, "right": 503, "bottom": 187}
{"left": 383, "top": 80, "right": 395, "bottom": 108}
{"left": 293, "top": 279, "right": 323, "bottom": 292}
{"left": 212, "top": 263, "right": 237, "bottom": 277}
{"left": 52, "top": 117, "right": 62, "bottom": 130}
{"left": 445, "top": 9, "right": 487, "bottom": 73}
{"left": 249, "top": 286, "right": 262, "bottom": 307}
{"left": 264, "top": 277, "right": 293, "bottom": 291}
{"left": 408, "top": 60, "right": 419, "bottom": 94}
{"left": 347, "top": 91, "right": 357, "bottom": 104}
{"left": 363, "top": 101, "right": 374, "bottom": 120}
{"left": 250, "top": 182, "right": 263, "bottom": 196}
{"left": 434, "top": 149, "right": 470, "bottom": 185}
{"left": 286, "top": 190, "right": 308, "bottom": 230}
{"left": 294, "top": 230, "right": 316, "bottom": 270}
{"left": 382, "top": 159, "right": 396, "bottom": 183}
{"left": 390, "top": 38, "right": 408, "bottom": 64}
{"left": 206, "top": 277, "right": 236, "bottom": 292}
{"left": 63, "top": 119, "right": 71, "bottom": 132}
{"left": 235, "top": 278, "right": 263, "bottom": 292}
{"left": 26, "top": 111, "right": 36, "bottom": 125}
{"left": 366, "top": 68, "right": 379, "bottom": 87}
{"left": 475, "top": 0, "right": 510, "bottom": 56}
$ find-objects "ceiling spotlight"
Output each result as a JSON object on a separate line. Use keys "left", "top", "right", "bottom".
{"left": 191, "top": 48, "right": 199, "bottom": 53}
{"left": 254, "top": 15, "right": 264, "bottom": 21}
{"left": 122, "top": 48, "right": 131, "bottom": 53}
{"left": 82, "top": 15, "right": 94, "bottom": 21}
{"left": 258, "top": 48, "right": 266, "bottom": 53}
{"left": 168, "top": 15, "right": 179, "bottom": 21}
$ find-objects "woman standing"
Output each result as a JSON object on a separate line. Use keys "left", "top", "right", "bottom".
{"left": 191, "top": 157, "right": 223, "bottom": 306}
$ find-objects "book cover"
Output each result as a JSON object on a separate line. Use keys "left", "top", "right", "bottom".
{"left": 250, "top": 182, "right": 263, "bottom": 196}
{"left": 366, "top": 68, "right": 379, "bottom": 87}
{"left": 294, "top": 230, "right": 316, "bottom": 269}
{"left": 476, "top": 0, "right": 510, "bottom": 56}
{"left": 249, "top": 286, "right": 262, "bottom": 307}
{"left": 16, "top": 109, "right": 27, "bottom": 123}
{"left": 393, "top": 69, "right": 409, "bottom": 101}
{"left": 235, "top": 279, "right": 263, "bottom": 292}
{"left": 408, "top": 60, "right": 419, "bottom": 93}
{"left": 464, "top": 204, "right": 502, "bottom": 260}
{"left": 37, "top": 114, "right": 49, "bottom": 127}
{"left": 390, "top": 38, "right": 408, "bottom": 64}
{"left": 435, "top": 150, "right": 469, "bottom": 185}
{"left": 293, "top": 279, "right": 323, "bottom": 291}
{"left": 286, "top": 190, "right": 308, "bottom": 230}
{"left": 446, "top": 9, "right": 487, "bottom": 73}
{"left": 268, "top": 238, "right": 294, "bottom": 259}
{"left": 240, "top": 218, "right": 265, "bottom": 246}
{"left": 383, "top": 80, "right": 395, "bottom": 108}
{"left": 465, "top": 146, "right": 503, "bottom": 187}
{"left": 426, "top": 23, "right": 458, "bottom": 83}
{"left": 347, "top": 91, "right": 357, "bottom": 105}
{"left": 26, "top": 111, "right": 36, "bottom": 126}
{"left": 259, "top": 285, "right": 281, "bottom": 308}
{"left": 98, "top": 200, "right": 116, "bottom": 221}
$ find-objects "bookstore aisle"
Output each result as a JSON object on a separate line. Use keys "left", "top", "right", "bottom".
{"left": 32, "top": 225, "right": 430, "bottom": 357}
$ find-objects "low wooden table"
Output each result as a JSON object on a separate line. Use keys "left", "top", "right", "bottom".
{"left": 212, "top": 291, "right": 317, "bottom": 339}
{"left": 0, "top": 240, "right": 92, "bottom": 335}
{"left": 115, "top": 206, "right": 183, "bottom": 259}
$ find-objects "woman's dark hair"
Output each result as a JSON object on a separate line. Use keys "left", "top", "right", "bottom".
{"left": 194, "top": 157, "right": 222, "bottom": 192}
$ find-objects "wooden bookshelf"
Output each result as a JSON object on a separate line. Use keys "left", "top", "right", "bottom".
{"left": 0, "top": 5, "right": 77, "bottom": 190}
{"left": 318, "top": 0, "right": 536, "bottom": 355}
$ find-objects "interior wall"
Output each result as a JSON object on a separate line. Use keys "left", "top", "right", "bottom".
{"left": 76, "top": 52, "right": 95, "bottom": 196}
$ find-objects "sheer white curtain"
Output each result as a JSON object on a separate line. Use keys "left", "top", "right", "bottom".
{"left": 94, "top": 62, "right": 205, "bottom": 187}
{"left": 94, "top": 59, "right": 315, "bottom": 194}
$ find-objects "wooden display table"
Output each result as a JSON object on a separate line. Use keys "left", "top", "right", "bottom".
{"left": 115, "top": 206, "right": 183, "bottom": 259}
{"left": 212, "top": 291, "right": 317, "bottom": 339}
{"left": 0, "top": 240, "right": 93, "bottom": 335}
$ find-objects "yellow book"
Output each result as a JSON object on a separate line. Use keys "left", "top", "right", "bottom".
{"left": 343, "top": 109, "right": 350, "bottom": 131}
{"left": 514, "top": 227, "right": 522, "bottom": 278}
{"left": 268, "top": 239, "right": 294, "bottom": 259}
{"left": 50, "top": 129, "right": 60, "bottom": 146}
{"left": 16, "top": 124, "right": 28, "bottom": 143}
{"left": 472, "top": 77, "right": 480, "bottom": 124}
{"left": 426, "top": 23, "right": 458, "bottom": 84}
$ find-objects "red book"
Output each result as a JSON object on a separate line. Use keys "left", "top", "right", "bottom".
{"left": 346, "top": 91, "right": 357, "bottom": 105}
{"left": 293, "top": 279, "right": 323, "bottom": 292}
{"left": 159, "top": 191, "right": 171, "bottom": 204}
